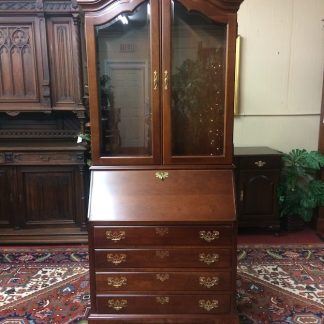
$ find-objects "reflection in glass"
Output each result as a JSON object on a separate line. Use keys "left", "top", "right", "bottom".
{"left": 171, "top": 1, "right": 226, "bottom": 156}
{"left": 96, "top": 1, "right": 152, "bottom": 157}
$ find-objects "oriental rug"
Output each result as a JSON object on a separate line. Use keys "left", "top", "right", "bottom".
{"left": 0, "top": 245, "right": 323, "bottom": 324}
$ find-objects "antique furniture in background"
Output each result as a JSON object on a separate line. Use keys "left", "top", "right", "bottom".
{"left": 79, "top": 0, "right": 243, "bottom": 322}
{"left": 0, "top": 0, "right": 88, "bottom": 243}
{"left": 234, "top": 146, "right": 282, "bottom": 230}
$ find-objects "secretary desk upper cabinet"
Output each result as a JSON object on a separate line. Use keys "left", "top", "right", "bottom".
{"left": 78, "top": 0, "right": 243, "bottom": 323}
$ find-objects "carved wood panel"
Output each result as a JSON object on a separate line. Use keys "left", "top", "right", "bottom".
{"left": 47, "top": 17, "right": 84, "bottom": 111}
{"left": 0, "top": 17, "right": 51, "bottom": 111}
{"left": 0, "top": 25, "right": 37, "bottom": 100}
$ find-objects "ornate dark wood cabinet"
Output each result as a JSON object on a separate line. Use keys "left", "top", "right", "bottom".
{"left": 0, "top": 0, "right": 88, "bottom": 243}
{"left": 78, "top": 0, "right": 243, "bottom": 322}
{"left": 234, "top": 147, "right": 282, "bottom": 230}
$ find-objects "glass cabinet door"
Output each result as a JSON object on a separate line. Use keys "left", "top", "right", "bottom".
{"left": 88, "top": 0, "right": 161, "bottom": 165}
{"left": 85, "top": 0, "right": 236, "bottom": 166}
{"left": 162, "top": 0, "right": 234, "bottom": 164}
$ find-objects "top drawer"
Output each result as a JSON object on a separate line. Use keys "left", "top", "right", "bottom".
{"left": 92, "top": 226, "right": 233, "bottom": 248}
{"left": 236, "top": 156, "right": 281, "bottom": 170}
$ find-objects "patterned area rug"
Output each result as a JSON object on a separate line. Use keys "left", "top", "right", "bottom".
{"left": 237, "top": 244, "right": 324, "bottom": 324}
{"left": 0, "top": 246, "right": 90, "bottom": 324}
{"left": 0, "top": 245, "right": 323, "bottom": 324}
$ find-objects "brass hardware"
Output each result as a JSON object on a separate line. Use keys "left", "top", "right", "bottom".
{"left": 156, "top": 296, "right": 169, "bottom": 305}
{"left": 107, "top": 299, "right": 127, "bottom": 311}
{"left": 164, "top": 70, "right": 169, "bottom": 90}
{"left": 106, "top": 230, "right": 126, "bottom": 242}
{"left": 199, "top": 299, "right": 219, "bottom": 311}
{"left": 199, "top": 276, "right": 219, "bottom": 288}
{"left": 199, "top": 230, "right": 220, "bottom": 242}
{"left": 156, "top": 273, "right": 170, "bottom": 282}
{"left": 106, "top": 253, "right": 127, "bottom": 265}
{"left": 155, "top": 171, "right": 169, "bottom": 181}
{"left": 155, "top": 227, "right": 169, "bottom": 236}
{"left": 107, "top": 276, "right": 127, "bottom": 288}
{"left": 254, "top": 160, "right": 267, "bottom": 167}
{"left": 156, "top": 250, "right": 169, "bottom": 259}
{"left": 199, "top": 253, "right": 219, "bottom": 265}
{"left": 240, "top": 190, "right": 244, "bottom": 202}
{"left": 234, "top": 35, "right": 241, "bottom": 116}
{"left": 153, "top": 70, "right": 158, "bottom": 90}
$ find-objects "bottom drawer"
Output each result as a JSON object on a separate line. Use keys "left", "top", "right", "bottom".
{"left": 96, "top": 294, "right": 231, "bottom": 314}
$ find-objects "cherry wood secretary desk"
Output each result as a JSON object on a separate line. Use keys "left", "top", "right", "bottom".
{"left": 78, "top": 0, "right": 243, "bottom": 323}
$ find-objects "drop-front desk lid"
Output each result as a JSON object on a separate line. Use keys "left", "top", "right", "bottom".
{"left": 88, "top": 169, "right": 236, "bottom": 223}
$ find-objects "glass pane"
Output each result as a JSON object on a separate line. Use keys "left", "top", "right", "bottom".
{"left": 171, "top": 1, "right": 226, "bottom": 156}
{"left": 96, "top": 1, "right": 152, "bottom": 157}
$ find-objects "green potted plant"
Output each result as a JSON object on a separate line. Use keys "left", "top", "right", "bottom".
{"left": 277, "top": 149, "right": 324, "bottom": 230}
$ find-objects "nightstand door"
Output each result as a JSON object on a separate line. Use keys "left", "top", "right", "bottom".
{"left": 237, "top": 170, "right": 280, "bottom": 228}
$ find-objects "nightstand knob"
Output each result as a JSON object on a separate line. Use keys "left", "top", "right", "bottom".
{"left": 254, "top": 160, "right": 266, "bottom": 167}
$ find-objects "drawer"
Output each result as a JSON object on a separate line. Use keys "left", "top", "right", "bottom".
{"left": 93, "top": 226, "right": 233, "bottom": 247}
{"left": 95, "top": 248, "right": 232, "bottom": 269}
{"left": 237, "top": 156, "right": 281, "bottom": 170}
{"left": 96, "top": 271, "right": 232, "bottom": 293}
{"left": 96, "top": 294, "right": 231, "bottom": 314}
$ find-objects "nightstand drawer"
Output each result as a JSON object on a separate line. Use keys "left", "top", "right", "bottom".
{"left": 95, "top": 248, "right": 232, "bottom": 270}
{"left": 96, "top": 271, "right": 232, "bottom": 292}
{"left": 237, "top": 156, "right": 281, "bottom": 170}
{"left": 96, "top": 294, "right": 231, "bottom": 314}
{"left": 93, "top": 226, "right": 233, "bottom": 247}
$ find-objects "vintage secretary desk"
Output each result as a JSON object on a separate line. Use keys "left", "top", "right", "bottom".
{"left": 77, "top": 0, "right": 243, "bottom": 322}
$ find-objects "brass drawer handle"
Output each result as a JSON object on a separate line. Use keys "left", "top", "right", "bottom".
{"left": 106, "top": 230, "right": 126, "bottom": 242}
{"left": 107, "top": 299, "right": 127, "bottom": 311}
{"left": 106, "top": 253, "right": 127, "bottom": 265}
{"left": 156, "top": 296, "right": 169, "bottom": 305}
{"left": 156, "top": 273, "right": 170, "bottom": 282}
{"left": 199, "top": 299, "right": 219, "bottom": 311}
{"left": 199, "top": 253, "right": 219, "bottom": 265}
{"left": 199, "top": 230, "right": 220, "bottom": 242}
{"left": 199, "top": 276, "right": 219, "bottom": 288}
{"left": 107, "top": 276, "right": 127, "bottom": 288}
{"left": 254, "top": 160, "right": 266, "bottom": 167}
{"left": 155, "top": 227, "right": 169, "bottom": 236}
{"left": 156, "top": 250, "right": 169, "bottom": 259}
{"left": 155, "top": 171, "right": 168, "bottom": 181}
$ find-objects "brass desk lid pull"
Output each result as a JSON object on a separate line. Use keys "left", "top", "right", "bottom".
{"left": 155, "top": 171, "right": 168, "bottom": 181}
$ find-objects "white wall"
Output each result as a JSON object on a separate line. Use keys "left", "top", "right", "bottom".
{"left": 234, "top": 0, "right": 324, "bottom": 153}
